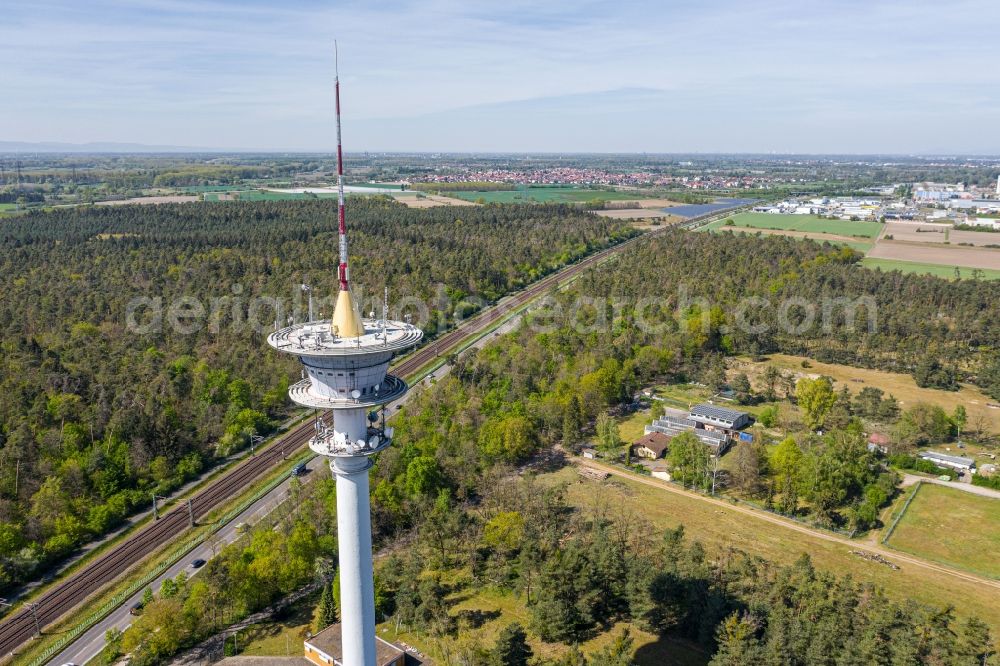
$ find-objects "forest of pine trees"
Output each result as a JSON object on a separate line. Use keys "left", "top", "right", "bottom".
{"left": 0, "top": 198, "right": 633, "bottom": 591}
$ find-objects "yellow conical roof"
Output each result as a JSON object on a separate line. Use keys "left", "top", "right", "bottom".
{"left": 331, "top": 288, "right": 364, "bottom": 338}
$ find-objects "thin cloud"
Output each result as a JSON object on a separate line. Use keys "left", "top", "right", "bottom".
{"left": 2, "top": 0, "right": 998, "bottom": 152}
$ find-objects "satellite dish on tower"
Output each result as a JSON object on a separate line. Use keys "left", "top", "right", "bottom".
{"left": 351, "top": 389, "right": 362, "bottom": 400}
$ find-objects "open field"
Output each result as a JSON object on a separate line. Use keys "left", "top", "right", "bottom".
{"left": 861, "top": 257, "right": 1000, "bottom": 280}
{"left": 0, "top": 203, "right": 17, "bottom": 211}
{"left": 450, "top": 187, "right": 658, "bottom": 205}
{"left": 885, "top": 483, "right": 1000, "bottom": 579}
{"left": 381, "top": 585, "right": 708, "bottom": 666}
{"left": 395, "top": 193, "right": 478, "bottom": 208}
{"left": 703, "top": 212, "right": 883, "bottom": 238}
{"left": 865, "top": 241, "right": 1000, "bottom": 272}
{"left": 735, "top": 353, "right": 1000, "bottom": 435}
{"left": 884, "top": 222, "right": 1000, "bottom": 247}
{"left": 595, "top": 208, "right": 681, "bottom": 221}
{"left": 203, "top": 190, "right": 338, "bottom": 202}
{"left": 549, "top": 466, "right": 1000, "bottom": 631}
{"left": 96, "top": 195, "right": 200, "bottom": 205}
{"left": 705, "top": 225, "right": 874, "bottom": 252}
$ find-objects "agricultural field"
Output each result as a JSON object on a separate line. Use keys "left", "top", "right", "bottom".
{"left": 202, "top": 189, "right": 339, "bottom": 202}
{"left": 595, "top": 208, "right": 681, "bottom": 221}
{"left": 865, "top": 242, "right": 1000, "bottom": 273}
{"left": 396, "top": 193, "right": 478, "bottom": 208}
{"left": 861, "top": 257, "right": 1000, "bottom": 280}
{"left": 883, "top": 222, "right": 1000, "bottom": 247}
{"left": 449, "top": 186, "right": 655, "bottom": 205}
{"left": 95, "top": 195, "right": 200, "bottom": 206}
{"left": 884, "top": 483, "right": 1000, "bottom": 579}
{"left": 550, "top": 467, "right": 1000, "bottom": 631}
{"left": 703, "top": 212, "right": 883, "bottom": 238}
{"left": 705, "top": 225, "right": 874, "bottom": 252}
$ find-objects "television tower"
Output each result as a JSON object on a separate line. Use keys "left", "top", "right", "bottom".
{"left": 267, "top": 48, "right": 422, "bottom": 666}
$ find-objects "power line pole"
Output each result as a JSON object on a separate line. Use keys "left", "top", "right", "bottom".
{"left": 187, "top": 499, "right": 195, "bottom": 528}
{"left": 25, "top": 602, "right": 41, "bottom": 637}
{"left": 152, "top": 494, "right": 167, "bottom": 520}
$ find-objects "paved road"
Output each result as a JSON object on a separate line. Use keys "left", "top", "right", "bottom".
{"left": 578, "top": 457, "right": 1000, "bottom": 591}
{"left": 49, "top": 467, "right": 308, "bottom": 666}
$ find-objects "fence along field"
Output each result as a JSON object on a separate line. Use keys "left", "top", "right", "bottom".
{"left": 882, "top": 483, "right": 1000, "bottom": 580}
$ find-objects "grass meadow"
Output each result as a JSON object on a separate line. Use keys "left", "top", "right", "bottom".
{"left": 885, "top": 483, "right": 1000, "bottom": 579}
{"left": 861, "top": 257, "right": 1000, "bottom": 280}
{"left": 704, "top": 212, "right": 883, "bottom": 238}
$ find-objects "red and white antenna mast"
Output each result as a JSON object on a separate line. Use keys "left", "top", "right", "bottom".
{"left": 335, "top": 41, "right": 350, "bottom": 292}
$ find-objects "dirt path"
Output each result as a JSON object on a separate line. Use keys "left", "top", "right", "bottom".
{"left": 577, "top": 458, "right": 1000, "bottom": 590}
{"left": 901, "top": 473, "right": 1000, "bottom": 499}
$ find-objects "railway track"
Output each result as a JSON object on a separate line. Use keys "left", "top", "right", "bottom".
{"left": 0, "top": 418, "right": 322, "bottom": 657}
{"left": 0, "top": 204, "right": 746, "bottom": 659}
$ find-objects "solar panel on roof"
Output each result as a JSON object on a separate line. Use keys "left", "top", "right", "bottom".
{"left": 690, "top": 404, "right": 748, "bottom": 422}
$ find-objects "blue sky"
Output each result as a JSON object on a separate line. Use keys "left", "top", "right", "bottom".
{"left": 3, "top": 0, "right": 999, "bottom": 153}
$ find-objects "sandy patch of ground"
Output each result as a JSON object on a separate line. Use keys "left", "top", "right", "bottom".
{"left": 884, "top": 222, "right": 1000, "bottom": 247}
{"left": 868, "top": 241, "right": 1000, "bottom": 270}
{"left": 394, "top": 194, "right": 477, "bottom": 207}
{"left": 96, "top": 195, "right": 201, "bottom": 206}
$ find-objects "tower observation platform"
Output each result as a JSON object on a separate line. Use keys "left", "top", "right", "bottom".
{"left": 268, "top": 317, "right": 422, "bottom": 460}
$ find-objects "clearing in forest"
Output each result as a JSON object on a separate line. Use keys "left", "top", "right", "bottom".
{"left": 548, "top": 466, "right": 1000, "bottom": 631}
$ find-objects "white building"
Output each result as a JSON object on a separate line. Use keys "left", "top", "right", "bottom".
{"left": 919, "top": 451, "right": 976, "bottom": 473}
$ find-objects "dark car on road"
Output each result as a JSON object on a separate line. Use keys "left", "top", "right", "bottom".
{"left": 129, "top": 602, "right": 143, "bottom": 615}
{"left": 190, "top": 558, "right": 206, "bottom": 568}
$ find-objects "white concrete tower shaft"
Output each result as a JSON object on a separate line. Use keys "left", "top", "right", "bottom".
{"left": 334, "top": 451, "right": 377, "bottom": 666}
